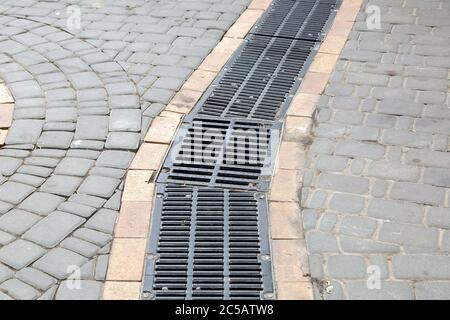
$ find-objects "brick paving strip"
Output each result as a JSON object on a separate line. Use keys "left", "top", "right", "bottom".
{"left": 0, "top": 0, "right": 260, "bottom": 300}
{"left": 297, "top": 0, "right": 450, "bottom": 299}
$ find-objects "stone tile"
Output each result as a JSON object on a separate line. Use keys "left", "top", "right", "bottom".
{"left": 85, "top": 209, "right": 117, "bottom": 235}
{"left": 54, "top": 157, "right": 95, "bottom": 177}
{"left": 96, "top": 150, "right": 134, "bottom": 169}
{"left": 78, "top": 176, "right": 121, "bottom": 198}
{"left": 277, "top": 282, "right": 313, "bottom": 300}
{"left": 23, "top": 211, "right": 85, "bottom": 248}
{"left": 17, "top": 192, "right": 64, "bottom": 216}
{"left": 0, "top": 279, "right": 40, "bottom": 300}
{"left": 0, "top": 103, "right": 14, "bottom": 128}
{"left": 144, "top": 116, "right": 180, "bottom": 144}
{"left": 40, "top": 175, "right": 82, "bottom": 197}
{"left": 0, "top": 157, "right": 22, "bottom": 176}
{"left": 165, "top": 89, "right": 203, "bottom": 114}
{"left": 16, "top": 267, "right": 57, "bottom": 291}
{"left": 103, "top": 281, "right": 141, "bottom": 300}
{"left": 109, "top": 109, "right": 141, "bottom": 132}
{"left": 5, "top": 119, "right": 43, "bottom": 144}
{"left": 0, "top": 209, "right": 40, "bottom": 235}
{"left": 55, "top": 280, "right": 103, "bottom": 300}
{"left": 122, "top": 170, "right": 155, "bottom": 202}
{"left": 0, "top": 239, "right": 45, "bottom": 269}
{"left": 0, "top": 181, "right": 35, "bottom": 205}
{"left": 270, "top": 169, "right": 299, "bottom": 202}
{"left": 287, "top": 93, "right": 319, "bottom": 118}
{"left": 106, "top": 238, "right": 147, "bottom": 281}
{"left": 182, "top": 70, "right": 216, "bottom": 92}
{"left": 269, "top": 202, "right": 302, "bottom": 239}
{"left": 299, "top": 72, "right": 330, "bottom": 95}
{"left": 115, "top": 201, "right": 152, "bottom": 238}
{"left": 33, "top": 248, "right": 88, "bottom": 280}
{"left": 272, "top": 240, "right": 308, "bottom": 282}
{"left": 130, "top": 143, "right": 167, "bottom": 170}
{"left": 309, "top": 53, "right": 339, "bottom": 74}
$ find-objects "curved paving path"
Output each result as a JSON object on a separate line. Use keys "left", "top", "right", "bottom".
{"left": 0, "top": 0, "right": 250, "bottom": 300}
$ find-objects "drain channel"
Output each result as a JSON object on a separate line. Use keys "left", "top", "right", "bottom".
{"left": 143, "top": 0, "right": 340, "bottom": 300}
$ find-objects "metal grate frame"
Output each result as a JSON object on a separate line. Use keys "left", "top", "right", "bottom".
{"left": 143, "top": 184, "right": 274, "bottom": 300}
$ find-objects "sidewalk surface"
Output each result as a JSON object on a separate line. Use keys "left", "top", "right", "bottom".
{"left": 0, "top": 0, "right": 250, "bottom": 300}
{"left": 303, "top": 0, "right": 450, "bottom": 299}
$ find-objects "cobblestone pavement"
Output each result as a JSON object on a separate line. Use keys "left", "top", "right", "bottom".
{"left": 0, "top": 0, "right": 250, "bottom": 300}
{"left": 303, "top": 0, "right": 450, "bottom": 299}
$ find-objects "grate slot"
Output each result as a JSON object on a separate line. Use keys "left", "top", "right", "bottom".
{"left": 144, "top": 185, "right": 273, "bottom": 300}
{"left": 158, "top": 117, "right": 280, "bottom": 191}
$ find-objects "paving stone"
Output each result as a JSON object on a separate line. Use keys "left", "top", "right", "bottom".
{"left": 0, "top": 209, "right": 40, "bottom": 235}
{"left": 390, "top": 181, "right": 445, "bottom": 206}
{"left": 55, "top": 280, "right": 103, "bottom": 300}
{"left": 392, "top": 255, "right": 450, "bottom": 279}
{"left": 33, "top": 248, "right": 88, "bottom": 280}
{"left": 0, "top": 230, "right": 15, "bottom": 246}
{"left": 339, "top": 216, "right": 377, "bottom": 238}
{"left": 85, "top": 209, "right": 117, "bottom": 235}
{"left": 0, "top": 157, "right": 22, "bottom": 176}
{"left": 37, "top": 131, "right": 73, "bottom": 149}
{"left": 426, "top": 207, "right": 450, "bottom": 229}
{"left": 53, "top": 157, "right": 95, "bottom": 177}
{"left": 74, "top": 116, "right": 109, "bottom": 140}
{"left": 327, "top": 255, "right": 367, "bottom": 279}
{"left": 0, "top": 239, "right": 45, "bottom": 269}
{"left": 73, "top": 228, "right": 112, "bottom": 247}
{"left": 329, "top": 194, "right": 364, "bottom": 213}
{"left": 9, "top": 173, "right": 45, "bottom": 188}
{"left": 58, "top": 202, "right": 96, "bottom": 218}
{"left": 15, "top": 267, "right": 57, "bottom": 291}
{"left": 317, "top": 173, "right": 369, "bottom": 195}
{"left": 40, "top": 175, "right": 83, "bottom": 197}
{"left": 340, "top": 235, "right": 400, "bottom": 254}
{"left": 78, "top": 176, "right": 120, "bottom": 198}
{"left": 415, "top": 281, "right": 450, "bottom": 300}
{"left": 18, "top": 192, "right": 65, "bottom": 216}
{"left": 23, "top": 211, "right": 85, "bottom": 248}
{"left": 0, "top": 181, "right": 35, "bottom": 205}
{"left": 109, "top": 109, "right": 141, "bottom": 132}
{"left": 0, "top": 263, "right": 13, "bottom": 283}
{"left": 105, "top": 132, "right": 140, "bottom": 150}
{"left": 95, "top": 150, "right": 134, "bottom": 169}
{"left": 60, "top": 237, "right": 100, "bottom": 258}
{"left": 306, "top": 231, "right": 339, "bottom": 253}
{"left": 368, "top": 199, "right": 423, "bottom": 224}
{"left": 368, "top": 161, "right": 420, "bottom": 182}
{"left": 346, "top": 281, "right": 414, "bottom": 300}
{"left": 94, "top": 255, "right": 109, "bottom": 281}
{"left": 0, "top": 279, "right": 40, "bottom": 300}
{"left": 379, "top": 222, "right": 438, "bottom": 249}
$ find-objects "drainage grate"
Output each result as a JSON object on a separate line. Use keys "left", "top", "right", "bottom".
{"left": 189, "top": 35, "right": 316, "bottom": 121}
{"left": 143, "top": 184, "right": 274, "bottom": 300}
{"left": 250, "top": 0, "right": 340, "bottom": 41}
{"left": 144, "top": 0, "right": 341, "bottom": 300}
{"left": 158, "top": 117, "right": 280, "bottom": 191}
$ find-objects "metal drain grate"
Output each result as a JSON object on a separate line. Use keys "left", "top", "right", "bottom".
{"left": 143, "top": 0, "right": 342, "bottom": 300}
{"left": 189, "top": 35, "right": 316, "bottom": 121}
{"left": 143, "top": 184, "right": 273, "bottom": 300}
{"left": 158, "top": 117, "right": 280, "bottom": 191}
{"left": 250, "top": 0, "right": 340, "bottom": 41}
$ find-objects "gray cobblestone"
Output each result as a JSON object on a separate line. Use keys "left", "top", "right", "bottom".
{"left": 379, "top": 222, "right": 438, "bottom": 249}
{"left": 327, "top": 255, "right": 367, "bottom": 279}
{"left": 23, "top": 211, "right": 85, "bottom": 248}
{"left": 0, "top": 239, "right": 45, "bottom": 269}
{"left": 33, "top": 248, "right": 87, "bottom": 280}
{"left": 390, "top": 182, "right": 445, "bottom": 206}
{"left": 393, "top": 255, "right": 450, "bottom": 279}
